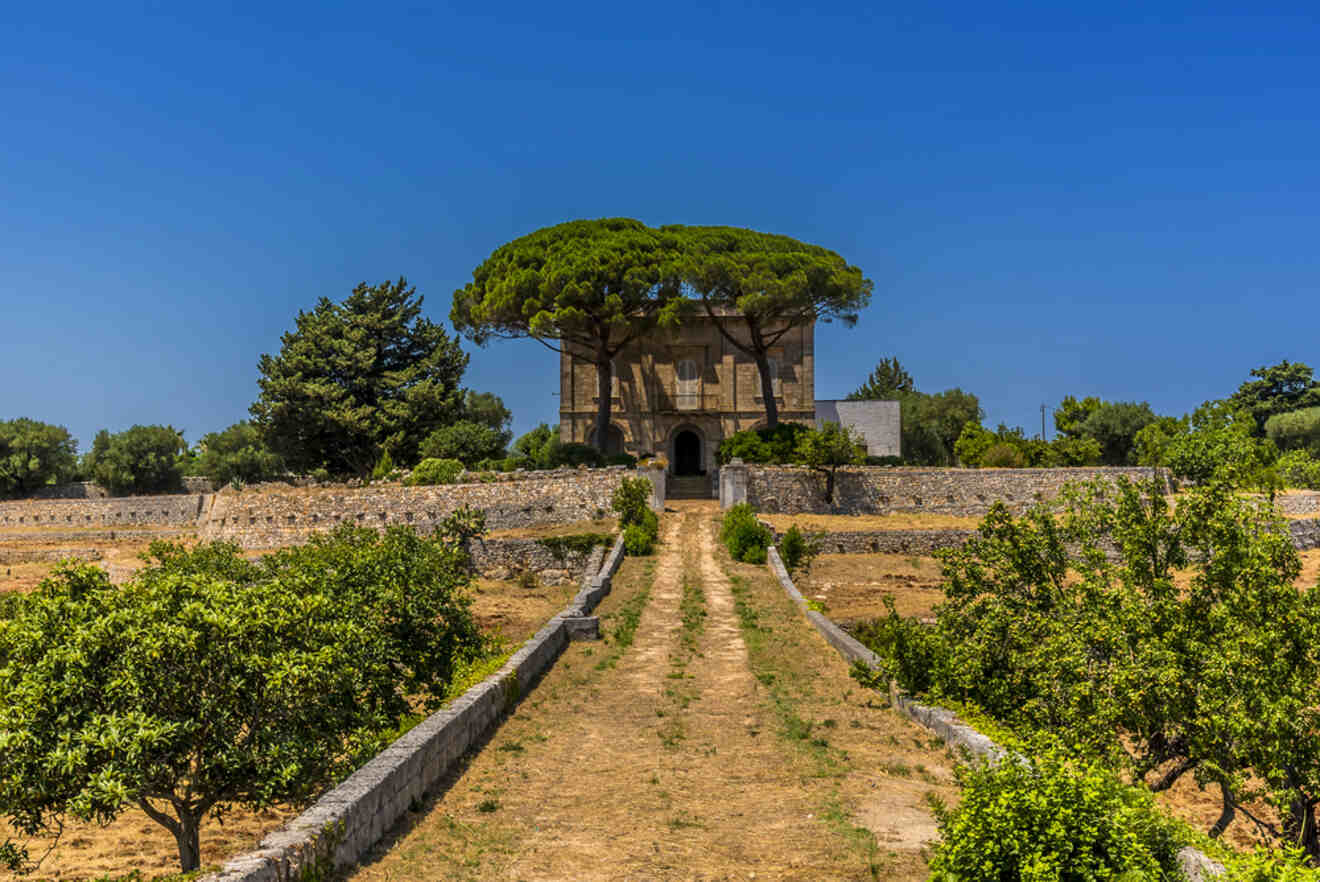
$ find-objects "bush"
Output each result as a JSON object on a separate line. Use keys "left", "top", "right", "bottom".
{"left": 720, "top": 503, "right": 771, "bottom": 563}
{"left": 543, "top": 440, "right": 603, "bottom": 468}
{"left": 778, "top": 524, "right": 819, "bottom": 574}
{"left": 89, "top": 425, "right": 187, "bottom": 495}
{"left": 980, "top": 441, "right": 1027, "bottom": 468}
{"left": 611, "top": 477, "right": 652, "bottom": 526}
{"left": 0, "top": 418, "right": 78, "bottom": 496}
{"left": 928, "top": 748, "right": 1185, "bottom": 881}
{"left": 194, "top": 421, "right": 284, "bottom": 487}
{"left": 1278, "top": 449, "right": 1320, "bottom": 490}
{"left": 1267, "top": 406, "right": 1320, "bottom": 455}
{"left": 863, "top": 454, "right": 902, "bottom": 466}
{"left": 716, "top": 423, "right": 811, "bottom": 465}
{"left": 371, "top": 449, "right": 397, "bottom": 481}
{"left": 406, "top": 457, "right": 464, "bottom": 485}
{"left": 623, "top": 523, "right": 655, "bottom": 555}
{"left": 604, "top": 452, "right": 638, "bottom": 467}
{"left": 419, "top": 420, "right": 508, "bottom": 466}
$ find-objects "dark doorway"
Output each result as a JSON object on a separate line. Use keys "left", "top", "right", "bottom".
{"left": 674, "top": 430, "right": 703, "bottom": 476}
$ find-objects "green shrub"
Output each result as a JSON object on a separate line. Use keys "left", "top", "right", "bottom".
{"left": 778, "top": 525, "right": 819, "bottom": 574}
{"left": 720, "top": 503, "right": 771, "bottom": 563}
{"left": 419, "top": 420, "right": 508, "bottom": 466}
{"left": 980, "top": 441, "right": 1027, "bottom": 468}
{"left": 623, "top": 523, "right": 655, "bottom": 555}
{"left": 1278, "top": 449, "right": 1320, "bottom": 490}
{"left": 1266, "top": 406, "right": 1320, "bottom": 455}
{"left": 406, "top": 458, "right": 464, "bottom": 486}
{"left": 611, "top": 477, "right": 652, "bottom": 527}
{"left": 544, "top": 440, "right": 603, "bottom": 468}
{"left": 89, "top": 424, "right": 187, "bottom": 495}
{"left": 194, "top": 421, "right": 284, "bottom": 487}
{"left": 372, "top": 449, "right": 398, "bottom": 481}
{"left": 928, "top": 748, "right": 1185, "bottom": 881}
{"left": 716, "top": 423, "right": 811, "bottom": 465}
{"left": 604, "top": 452, "right": 638, "bottom": 467}
{"left": 1225, "top": 848, "right": 1320, "bottom": 881}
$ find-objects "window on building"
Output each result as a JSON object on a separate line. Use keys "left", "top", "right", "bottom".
{"left": 676, "top": 358, "right": 699, "bottom": 410}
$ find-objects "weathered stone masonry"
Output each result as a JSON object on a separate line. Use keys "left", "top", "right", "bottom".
{"left": 198, "top": 469, "right": 629, "bottom": 549}
{"left": 0, "top": 495, "right": 209, "bottom": 528}
{"left": 731, "top": 465, "right": 1164, "bottom": 516}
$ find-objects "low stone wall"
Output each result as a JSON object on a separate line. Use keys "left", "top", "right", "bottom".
{"left": 734, "top": 465, "right": 1162, "bottom": 516}
{"left": 1280, "top": 492, "right": 1320, "bottom": 516}
{"left": 0, "top": 494, "right": 210, "bottom": 528}
{"left": 0, "top": 547, "right": 104, "bottom": 564}
{"left": 1292, "top": 518, "right": 1320, "bottom": 551}
{"left": 198, "top": 470, "right": 630, "bottom": 549}
{"left": 764, "top": 544, "right": 1227, "bottom": 880}
{"left": 471, "top": 537, "right": 612, "bottom": 586}
{"left": 204, "top": 534, "right": 627, "bottom": 881}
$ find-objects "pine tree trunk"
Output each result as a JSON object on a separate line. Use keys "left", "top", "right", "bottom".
{"left": 754, "top": 350, "right": 779, "bottom": 428}
{"left": 594, "top": 354, "right": 613, "bottom": 453}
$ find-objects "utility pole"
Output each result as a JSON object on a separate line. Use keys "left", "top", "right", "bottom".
{"left": 1040, "top": 404, "right": 1047, "bottom": 441}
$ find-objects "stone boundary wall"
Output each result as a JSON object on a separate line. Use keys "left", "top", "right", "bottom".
{"left": 733, "top": 465, "right": 1163, "bottom": 516}
{"left": 27, "top": 477, "right": 214, "bottom": 499}
{"left": 471, "top": 537, "right": 611, "bottom": 586}
{"left": 1280, "top": 492, "right": 1320, "bottom": 516}
{"left": 764, "top": 544, "right": 1227, "bottom": 880}
{"left": 0, "top": 495, "right": 210, "bottom": 529}
{"left": 198, "top": 471, "right": 630, "bottom": 549}
{"left": 203, "top": 533, "right": 627, "bottom": 882}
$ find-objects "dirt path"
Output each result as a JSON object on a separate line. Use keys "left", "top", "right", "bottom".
{"left": 345, "top": 502, "right": 954, "bottom": 881}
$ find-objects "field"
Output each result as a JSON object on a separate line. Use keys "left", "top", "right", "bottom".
{"left": 761, "top": 512, "right": 980, "bottom": 532}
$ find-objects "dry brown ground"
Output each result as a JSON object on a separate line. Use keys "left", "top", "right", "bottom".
{"left": 486, "top": 518, "right": 617, "bottom": 540}
{"left": 345, "top": 502, "right": 955, "bottom": 881}
{"left": 0, "top": 567, "right": 563, "bottom": 881}
{"left": 761, "top": 513, "right": 980, "bottom": 533}
{"left": 0, "top": 526, "right": 191, "bottom": 594}
{"left": 798, "top": 554, "right": 946, "bottom": 624}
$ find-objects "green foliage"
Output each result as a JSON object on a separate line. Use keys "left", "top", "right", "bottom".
{"left": 252, "top": 278, "right": 468, "bottom": 477}
{"left": 720, "top": 503, "right": 772, "bottom": 563}
{"left": 980, "top": 441, "right": 1027, "bottom": 468}
{"left": 611, "top": 476, "right": 653, "bottom": 528}
{"left": 1044, "top": 435, "right": 1104, "bottom": 466}
{"left": 1165, "top": 400, "right": 1277, "bottom": 488}
{"left": 927, "top": 748, "right": 1185, "bottom": 881}
{"left": 671, "top": 224, "right": 872, "bottom": 427}
{"left": 716, "top": 423, "right": 811, "bottom": 465}
{"left": 0, "top": 517, "right": 488, "bottom": 871}
{"left": 419, "top": 420, "right": 509, "bottom": 466}
{"left": 604, "top": 452, "right": 638, "bottom": 467}
{"left": 795, "top": 422, "right": 865, "bottom": 504}
{"left": 1076, "top": 400, "right": 1159, "bottom": 465}
{"left": 90, "top": 424, "right": 187, "bottom": 495}
{"left": 1267, "top": 406, "right": 1320, "bottom": 455}
{"left": 0, "top": 418, "right": 77, "bottom": 496}
{"left": 847, "top": 356, "right": 915, "bottom": 401}
{"left": 1278, "top": 449, "right": 1320, "bottom": 490}
{"left": 406, "top": 457, "right": 464, "bottom": 485}
{"left": 1229, "top": 360, "right": 1320, "bottom": 436}
{"left": 371, "top": 448, "right": 398, "bottom": 481}
{"left": 954, "top": 422, "right": 996, "bottom": 467}
{"left": 460, "top": 390, "right": 512, "bottom": 436}
{"left": 1132, "top": 416, "right": 1187, "bottom": 467}
{"left": 778, "top": 525, "right": 819, "bottom": 574}
{"left": 512, "top": 423, "right": 556, "bottom": 466}
{"left": 544, "top": 440, "right": 603, "bottom": 468}
{"left": 1224, "top": 847, "right": 1320, "bottom": 881}
{"left": 194, "top": 421, "right": 283, "bottom": 487}
{"left": 623, "top": 523, "right": 656, "bottom": 555}
{"left": 857, "top": 474, "right": 1320, "bottom": 853}
{"left": 902, "top": 388, "right": 984, "bottom": 466}
{"left": 1053, "top": 394, "right": 1102, "bottom": 439}
{"left": 453, "top": 219, "right": 687, "bottom": 450}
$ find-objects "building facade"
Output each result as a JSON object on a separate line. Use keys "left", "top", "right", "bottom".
{"left": 559, "top": 316, "right": 816, "bottom": 476}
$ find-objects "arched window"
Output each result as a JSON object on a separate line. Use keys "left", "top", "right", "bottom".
{"left": 676, "top": 358, "right": 699, "bottom": 410}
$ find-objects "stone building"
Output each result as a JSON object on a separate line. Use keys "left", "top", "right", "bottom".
{"left": 559, "top": 314, "right": 901, "bottom": 493}
{"left": 559, "top": 314, "right": 816, "bottom": 484}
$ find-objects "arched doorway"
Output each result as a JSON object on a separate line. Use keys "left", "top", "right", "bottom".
{"left": 673, "top": 430, "right": 703, "bottom": 476}
{"left": 588, "top": 424, "right": 625, "bottom": 456}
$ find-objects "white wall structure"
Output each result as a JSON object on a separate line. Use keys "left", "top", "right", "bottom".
{"left": 814, "top": 399, "right": 901, "bottom": 458}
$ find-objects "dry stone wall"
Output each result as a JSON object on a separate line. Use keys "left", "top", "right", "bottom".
{"left": 470, "top": 537, "right": 611, "bottom": 586}
{"left": 0, "top": 495, "right": 210, "bottom": 528}
{"left": 739, "top": 465, "right": 1163, "bottom": 515}
{"left": 198, "top": 469, "right": 629, "bottom": 549}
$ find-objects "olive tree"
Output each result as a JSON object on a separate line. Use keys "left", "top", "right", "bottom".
{"left": 452, "top": 219, "right": 685, "bottom": 452}
{"left": 0, "top": 516, "right": 488, "bottom": 871}
{"left": 0, "top": 418, "right": 77, "bottom": 496}
{"left": 672, "top": 225, "right": 872, "bottom": 427}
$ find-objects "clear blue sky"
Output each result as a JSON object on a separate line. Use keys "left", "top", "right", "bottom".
{"left": 4, "top": 1, "right": 1318, "bottom": 449}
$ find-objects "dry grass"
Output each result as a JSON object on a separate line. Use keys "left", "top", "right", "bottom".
{"left": 762, "top": 512, "right": 981, "bottom": 532}
{"left": 797, "top": 553, "right": 946, "bottom": 624}
{"left": 343, "top": 502, "right": 954, "bottom": 881}
{"left": 485, "top": 517, "right": 617, "bottom": 540}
